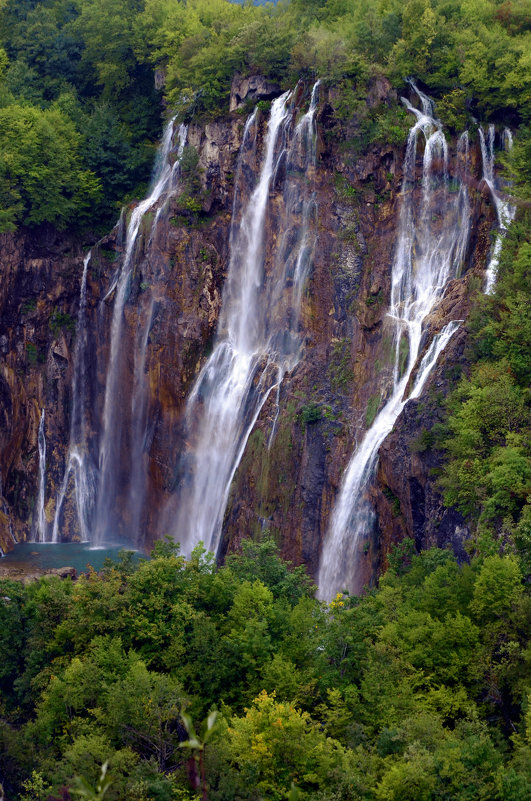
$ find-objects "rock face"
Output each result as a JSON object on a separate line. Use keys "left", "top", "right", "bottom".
{"left": 229, "top": 73, "right": 282, "bottom": 112}
{"left": 0, "top": 79, "right": 501, "bottom": 587}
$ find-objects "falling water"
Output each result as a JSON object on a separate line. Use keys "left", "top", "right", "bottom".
{"left": 94, "top": 117, "right": 183, "bottom": 545}
{"left": 479, "top": 125, "right": 516, "bottom": 294}
{"left": 126, "top": 125, "right": 187, "bottom": 545}
{"left": 52, "top": 252, "right": 95, "bottom": 542}
{"left": 170, "top": 83, "right": 319, "bottom": 556}
{"left": 35, "top": 409, "right": 47, "bottom": 542}
{"left": 318, "top": 84, "right": 471, "bottom": 600}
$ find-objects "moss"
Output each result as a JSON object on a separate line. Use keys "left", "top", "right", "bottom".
{"left": 365, "top": 393, "right": 381, "bottom": 428}
{"left": 398, "top": 333, "right": 409, "bottom": 378}
{"left": 329, "top": 338, "right": 353, "bottom": 393}
{"left": 383, "top": 487, "right": 401, "bottom": 518}
{"left": 21, "top": 298, "right": 36, "bottom": 315}
{"left": 334, "top": 174, "right": 360, "bottom": 203}
{"left": 99, "top": 247, "right": 117, "bottom": 262}
{"left": 25, "top": 342, "right": 40, "bottom": 364}
{"left": 365, "top": 289, "right": 384, "bottom": 307}
{"left": 50, "top": 309, "right": 75, "bottom": 336}
{"left": 300, "top": 403, "right": 322, "bottom": 425}
{"left": 381, "top": 333, "right": 395, "bottom": 366}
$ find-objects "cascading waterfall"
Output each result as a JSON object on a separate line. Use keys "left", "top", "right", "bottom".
{"left": 52, "top": 252, "right": 95, "bottom": 542}
{"left": 318, "top": 84, "right": 472, "bottom": 600}
{"left": 93, "top": 118, "right": 185, "bottom": 546}
{"left": 479, "top": 124, "right": 516, "bottom": 294}
{"left": 126, "top": 124, "right": 187, "bottom": 547}
{"left": 35, "top": 409, "right": 47, "bottom": 542}
{"left": 169, "top": 83, "right": 319, "bottom": 556}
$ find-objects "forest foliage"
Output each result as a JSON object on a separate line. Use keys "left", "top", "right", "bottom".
{"left": 0, "top": 539, "right": 529, "bottom": 800}
{"left": 0, "top": 0, "right": 529, "bottom": 231}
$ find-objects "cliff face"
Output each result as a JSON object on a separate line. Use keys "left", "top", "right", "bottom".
{"left": 0, "top": 228, "right": 85, "bottom": 552}
{"left": 0, "top": 77, "right": 499, "bottom": 585}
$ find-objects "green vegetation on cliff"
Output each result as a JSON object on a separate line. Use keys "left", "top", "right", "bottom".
{"left": 0, "top": 540, "right": 529, "bottom": 800}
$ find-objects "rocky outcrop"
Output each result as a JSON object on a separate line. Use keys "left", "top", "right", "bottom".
{"left": 229, "top": 73, "right": 281, "bottom": 112}
{"left": 0, "top": 562, "right": 76, "bottom": 583}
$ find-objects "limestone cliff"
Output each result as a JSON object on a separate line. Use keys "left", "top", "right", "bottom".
{"left": 0, "top": 76, "right": 500, "bottom": 587}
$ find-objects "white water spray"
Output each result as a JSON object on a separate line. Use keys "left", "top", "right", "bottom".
{"left": 318, "top": 85, "right": 471, "bottom": 600}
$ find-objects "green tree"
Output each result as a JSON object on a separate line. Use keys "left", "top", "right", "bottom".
{"left": 0, "top": 103, "right": 100, "bottom": 230}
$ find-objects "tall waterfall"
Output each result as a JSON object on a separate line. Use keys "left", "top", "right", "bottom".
{"left": 318, "top": 85, "right": 472, "bottom": 600}
{"left": 126, "top": 121, "right": 187, "bottom": 547}
{"left": 52, "top": 252, "right": 95, "bottom": 543}
{"left": 51, "top": 121, "right": 186, "bottom": 545}
{"left": 93, "top": 119, "right": 185, "bottom": 546}
{"left": 35, "top": 409, "right": 47, "bottom": 542}
{"left": 168, "top": 83, "right": 319, "bottom": 557}
{"left": 479, "top": 125, "right": 516, "bottom": 294}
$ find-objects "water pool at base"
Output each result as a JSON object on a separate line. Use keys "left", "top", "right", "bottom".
{"left": 1, "top": 541, "right": 144, "bottom": 574}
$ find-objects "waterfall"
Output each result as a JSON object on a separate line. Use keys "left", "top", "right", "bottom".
{"left": 35, "top": 409, "right": 47, "bottom": 542}
{"left": 318, "top": 84, "right": 471, "bottom": 600}
{"left": 169, "top": 83, "right": 319, "bottom": 557}
{"left": 52, "top": 251, "right": 95, "bottom": 542}
{"left": 479, "top": 125, "right": 516, "bottom": 294}
{"left": 93, "top": 118, "right": 185, "bottom": 546}
{"left": 127, "top": 124, "right": 187, "bottom": 546}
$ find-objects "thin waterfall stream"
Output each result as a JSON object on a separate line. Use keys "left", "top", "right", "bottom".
{"left": 35, "top": 409, "right": 47, "bottom": 542}
{"left": 52, "top": 251, "right": 94, "bottom": 542}
{"left": 479, "top": 124, "right": 516, "bottom": 293}
{"left": 168, "top": 83, "right": 319, "bottom": 556}
{"left": 318, "top": 85, "right": 473, "bottom": 600}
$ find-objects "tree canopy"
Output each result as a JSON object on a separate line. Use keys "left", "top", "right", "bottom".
{"left": 0, "top": 539, "right": 529, "bottom": 800}
{"left": 0, "top": 0, "right": 529, "bottom": 231}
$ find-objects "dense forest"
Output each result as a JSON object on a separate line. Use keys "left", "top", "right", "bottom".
{"left": 0, "top": 0, "right": 530, "bottom": 798}
{"left": 1, "top": 539, "right": 530, "bottom": 800}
